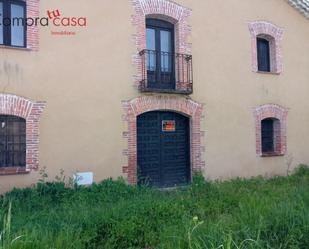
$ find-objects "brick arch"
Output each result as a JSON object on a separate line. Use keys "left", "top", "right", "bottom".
{"left": 248, "top": 21, "right": 284, "bottom": 74}
{"left": 131, "top": 0, "right": 192, "bottom": 91}
{"left": 146, "top": 14, "right": 178, "bottom": 25}
{"left": 131, "top": 0, "right": 192, "bottom": 53}
{"left": 122, "top": 95, "right": 204, "bottom": 184}
{"left": 253, "top": 104, "right": 288, "bottom": 156}
{"left": 0, "top": 94, "right": 45, "bottom": 175}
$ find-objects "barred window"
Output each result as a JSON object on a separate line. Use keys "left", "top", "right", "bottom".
{"left": 261, "top": 118, "right": 281, "bottom": 155}
{"left": 0, "top": 115, "right": 26, "bottom": 167}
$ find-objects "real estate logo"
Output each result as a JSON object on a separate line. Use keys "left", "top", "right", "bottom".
{"left": 47, "top": 9, "right": 87, "bottom": 36}
{"left": 0, "top": 9, "right": 87, "bottom": 36}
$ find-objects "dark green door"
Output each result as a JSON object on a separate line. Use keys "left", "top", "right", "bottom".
{"left": 137, "top": 111, "right": 190, "bottom": 187}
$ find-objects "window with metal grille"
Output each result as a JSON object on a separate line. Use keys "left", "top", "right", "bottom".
{"left": 261, "top": 118, "right": 274, "bottom": 153}
{"left": 0, "top": 0, "right": 26, "bottom": 47}
{"left": 0, "top": 115, "right": 26, "bottom": 167}
{"left": 257, "top": 37, "right": 270, "bottom": 72}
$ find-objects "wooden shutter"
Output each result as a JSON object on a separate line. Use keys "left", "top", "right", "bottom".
{"left": 261, "top": 119, "right": 274, "bottom": 153}
{"left": 257, "top": 38, "right": 270, "bottom": 72}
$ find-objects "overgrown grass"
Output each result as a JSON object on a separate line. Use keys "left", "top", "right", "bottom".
{"left": 0, "top": 165, "right": 308, "bottom": 249}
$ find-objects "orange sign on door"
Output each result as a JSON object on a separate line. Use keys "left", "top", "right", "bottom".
{"left": 162, "top": 120, "right": 176, "bottom": 132}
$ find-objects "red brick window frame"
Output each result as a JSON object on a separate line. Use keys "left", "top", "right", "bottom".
{"left": 26, "top": 0, "right": 40, "bottom": 51}
{"left": 253, "top": 104, "right": 288, "bottom": 157}
{"left": 0, "top": 94, "right": 45, "bottom": 175}
{"left": 122, "top": 95, "right": 204, "bottom": 184}
{"left": 248, "top": 21, "right": 283, "bottom": 74}
{"left": 131, "top": 0, "right": 192, "bottom": 91}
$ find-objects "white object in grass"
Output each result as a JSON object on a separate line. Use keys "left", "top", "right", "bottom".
{"left": 74, "top": 172, "right": 93, "bottom": 186}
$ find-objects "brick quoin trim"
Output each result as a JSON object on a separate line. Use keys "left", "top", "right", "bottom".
{"left": 122, "top": 95, "right": 204, "bottom": 185}
{"left": 26, "top": 0, "right": 40, "bottom": 51}
{"left": 0, "top": 94, "right": 45, "bottom": 175}
{"left": 253, "top": 104, "right": 288, "bottom": 156}
{"left": 248, "top": 21, "right": 283, "bottom": 74}
{"left": 131, "top": 0, "right": 192, "bottom": 91}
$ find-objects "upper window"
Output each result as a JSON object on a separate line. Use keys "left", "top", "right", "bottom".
{"left": 132, "top": 0, "right": 193, "bottom": 94}
{"left": 0, "top": 115, "right": 26, "bottom": 168}
{"left": 139, "top": 17, "right": 193, "bottom": 94}
{"left": 248, "top": 21, "right": 283, "bottom": 74}
{"left": 145, "top": 18, "right": 175, "bottom": 90}
{"left": 257, "top": 37, "right": 270, "bottom": 72}
{"left": 0, "top": 0, "right": 26, "bottom": 47}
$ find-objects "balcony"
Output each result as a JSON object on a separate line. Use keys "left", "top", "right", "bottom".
{"left": 139, "top": 49, "right": 193, "bottom": 94}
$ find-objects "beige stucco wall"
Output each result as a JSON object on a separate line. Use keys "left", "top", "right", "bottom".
{"left": 184, "top": 0, "right": 309, "bottom": 179}
{"left": 0, "top": 0, "right": 308, "bottom": 193}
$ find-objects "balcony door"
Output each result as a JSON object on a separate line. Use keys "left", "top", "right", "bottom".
{"left": 146, "top": 19, "right": 175, "bottom": 89}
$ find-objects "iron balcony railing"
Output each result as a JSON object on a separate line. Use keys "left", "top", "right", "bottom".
{"left": 139, "top": 49, "right": 193, "bottom": 94}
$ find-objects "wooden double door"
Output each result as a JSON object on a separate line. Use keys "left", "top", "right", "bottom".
{"left": 137, "top": 111, "right": 190, "bottom": 187}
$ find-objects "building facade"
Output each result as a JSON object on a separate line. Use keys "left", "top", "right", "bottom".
{"left": 0, "top": 0, "right": 308, "bottom": 191}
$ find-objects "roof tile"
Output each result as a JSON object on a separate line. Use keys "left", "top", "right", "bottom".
{"left": 286, "top": 0, "right": 309, "bottom": 19}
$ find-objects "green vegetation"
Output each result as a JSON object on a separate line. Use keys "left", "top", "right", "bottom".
{"left": 0, "top": 165, "right": 308, "bottom": 249}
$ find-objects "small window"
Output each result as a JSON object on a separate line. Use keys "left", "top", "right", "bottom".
{"left": 261, "top": 118, "right": 274, "bottom": 153}
{"left": 261, "top": 117, "right": 282, "bottom": 155}
{"left": 0, "top": 115, "right": 26, "bottom": 167}
{"left": 0, "top": 0, "right": 26, "bottom": 47}
{"left": 249, "top": 21, "right": 283, "bottom": 74}
{"left": 257, "top": 37, "right": 270, "bottom": 72}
